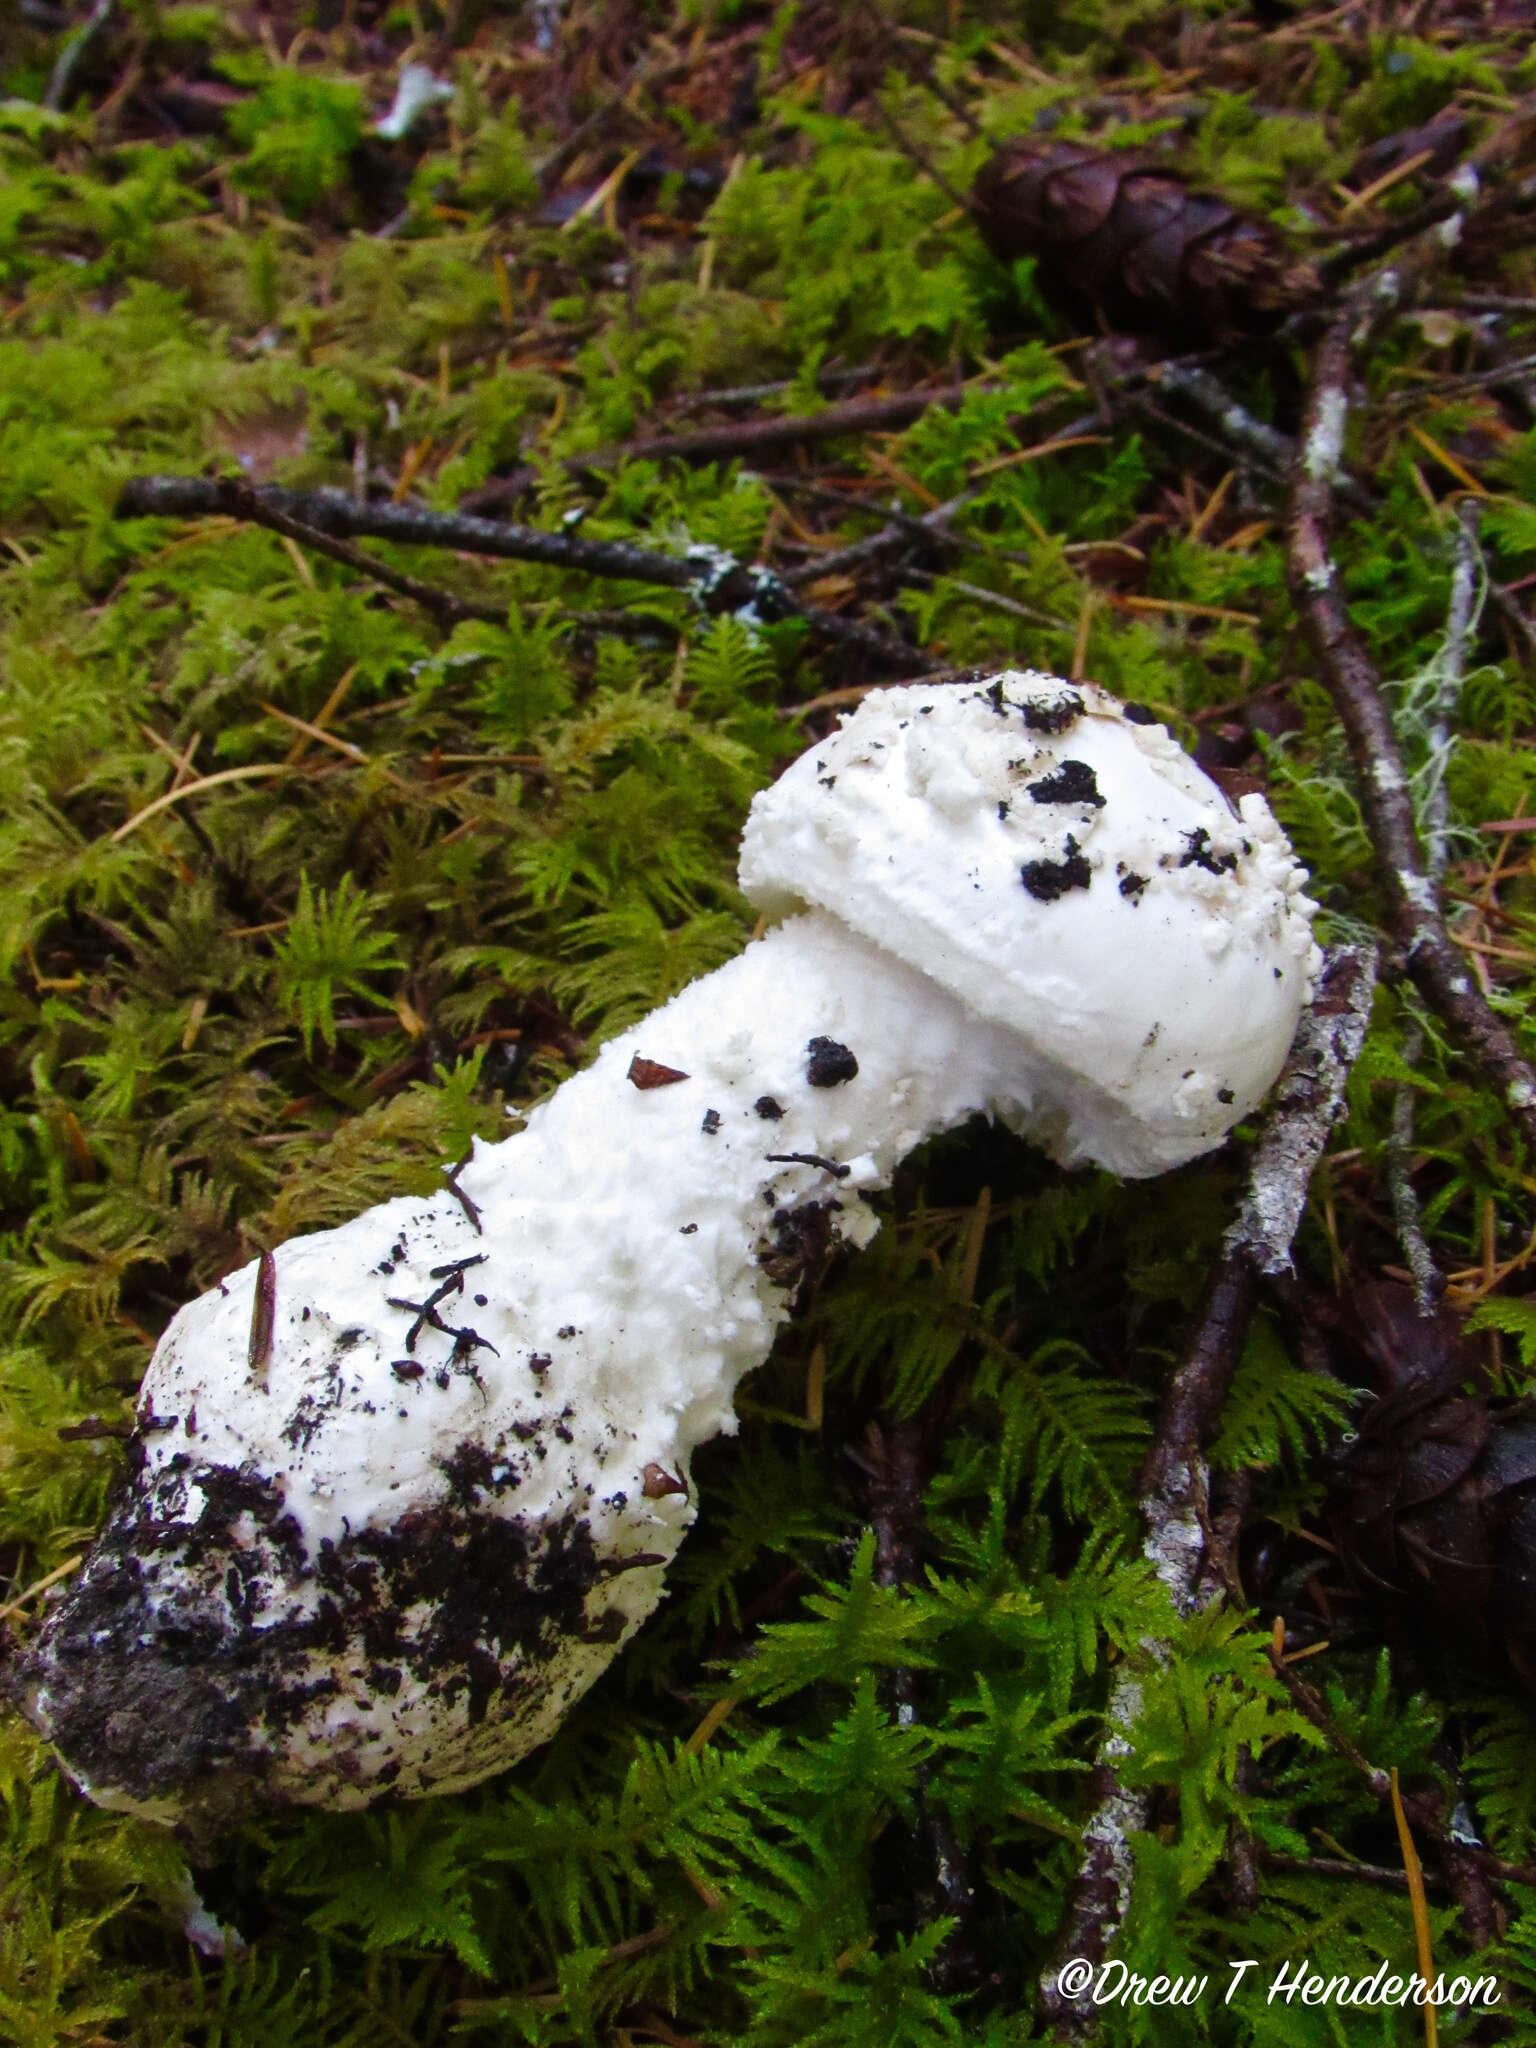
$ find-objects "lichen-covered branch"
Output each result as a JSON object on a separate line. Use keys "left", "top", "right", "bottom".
{"left": 114, "top": 476, "right": 939, "bottom": 673}
{"left": 1388, "top": 506, "right": 1483, "bottom": 1308}
{"left": 1041, "top": 944, "right": 1376, "bottom": 2041}
{"left": 1149, "top": 361, "right": 1293, "bottom": 479}
{"left": 1287, "top": 213, "right": 1536, "bottom": 1153}
{"left": 1142, "top": 944, "right": 1377, "bottom": 1520}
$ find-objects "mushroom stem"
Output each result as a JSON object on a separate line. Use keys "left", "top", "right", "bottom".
{"left": 441, "top": 907, "right": 1038, "bottom": 1482}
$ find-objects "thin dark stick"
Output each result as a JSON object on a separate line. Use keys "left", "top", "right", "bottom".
{"left": 665, "top": 367, "right": 875, "bottom": 416}
{"left": 1266, "top": 1655, "right": 1502, "bottom": 1945}
{"left": 1319, "top": 122, "right": 1536, "bottom": 288}
{"left": 458, "top": 379, "right": 885, "bottom": 514}
{"left": 118, "top": 477, "right": 712, "bottom": 589}
{"left": 44, "top": 0, "right": 113, "bottom": 112}
{"left": 846, "top": 0, "right": 976, "bottom": 209}
{"left": 532, "top": 52, "right": 665, "bottom": 191}
{"left": 471, "top": 352, "right": 1210, "bottom": 583}
{"left": 458, "top": 382, "right": 999, "bottom": 515}
{"left": 917, "top": 65, "right": 985, "bottom": 140}
{"left": 904, "top": 569, "right": 1065, "bottom": 630}
{"left": 1129, "top": 363, "right": 1375, "bottom": 516}
{"left": 864, "top": 92, "right": 976, "bottom": 217}
{"left": 1316, "top": 190, "right": 1463, "bottom": 284}
{"left": 114, "top": 478, "right": 938, "bottom": 673}
{"left": 766, "top": 474, "right": 1013, "bottom": 554}
{"left": 1474, "top": 1847, "right": 1536, "bottom": 1890}
{"left": 781, "top": 503, "right": 955, "bottom": 588}
{"left": 1260, "top": 1852, "right": 1420, "bottom": 1894}
{"left": 783, "top": 408, "right": 1104, "bottom": 587}
{"left": 556, "top": 606, "right": 684, "bottom": 639}
{"left": 785, "top": 344, "right": 1243, "bottom": 594}
{"left": 854, "top": 1418, "right": 980, "bottom": 1993}
{"left": 1379, "top": 348, "right": 1536, "bottom": 408}
{"left": 1041, "top": 945, "right": 1376, "bottom": 2042}
{"left": 582, "top": 382, "right": 988, "bottom": 467}
{"left": 1150, "top": 362, "right": 1294, "bottom": 476}
{"left": 1131, "top": 392, "right": 1264, "bottom": 474}
{"left": 207, "top": 478, "right": 509, "bottom": 625}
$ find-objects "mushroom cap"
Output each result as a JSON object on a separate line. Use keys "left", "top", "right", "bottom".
{"left": 738, "top": 672, "right": 1319, "bottom": 1177}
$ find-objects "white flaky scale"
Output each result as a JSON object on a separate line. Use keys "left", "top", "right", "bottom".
{"left": 13, "top": 673, "right": 1318, "bottom": 1823}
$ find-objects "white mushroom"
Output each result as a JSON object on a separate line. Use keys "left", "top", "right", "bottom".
{"left": 13, "top": 672, "right": 1318, "bottom": 1824}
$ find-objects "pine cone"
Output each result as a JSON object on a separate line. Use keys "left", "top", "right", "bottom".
{"left": 1326, "top": 1283, "right": 1536, "bottom": 1691}
{"left": 970, "top": 140, "right": 1319, "bottom": 346}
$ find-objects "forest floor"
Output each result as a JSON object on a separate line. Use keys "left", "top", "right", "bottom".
{"left": 3, "top": 0, "right": 1536, "bottom": 2042}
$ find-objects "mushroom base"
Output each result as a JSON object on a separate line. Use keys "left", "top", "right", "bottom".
{"left": 11, "top": 1452, "right": 621, "bottom": 1822}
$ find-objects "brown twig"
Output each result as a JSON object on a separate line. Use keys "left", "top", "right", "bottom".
{"left": 457, "top": 382, "right": 1002, "bottom": 517}
{"left": 1259, "top": 1851, "right": 1422, "bottom": 1894}
{"left": 769, "top": 478, "right": 1021, "bottom": 583}
{"left": 1380, "top": 346, "right": 1536, "bottom": 409}
{"left": 1474, "top": 1847, "right": 1536, "bottom": 1890}
{"left": 584, "top": 381, "right": 990, "bottom": 468}
{"left": 1041, "top": 945, "right": 1377, "bottom": 2042}
{"left": 852, "top": 1415, "right": 981, "bottom": 1994}
{"left": 1315, "top": 189, "right": 1465, "bottom": 285}
{"left": 467, "top": 350, "right": 1256, "bottom": 595}
{"left": 1317, "top": 104, "right": 1536, "bottom": 289}
{"left": 532, "top": 49, "right": 673, "bottom": 192}
{"left": 663, "top": 367, "right": 877, "bottom": 416}
{"left": 783, "top": 414, "right": 1106, "bottom": 588}
{"left": 863, "top": 88, "right": 976, "bottom": 218}
{"left": 1286, "top": 208, "right": 1536, "bottom": 1153}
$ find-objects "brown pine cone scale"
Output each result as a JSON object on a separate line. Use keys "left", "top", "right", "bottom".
{"left": 1326, "top": 1283, "right": 1536, "bottom": 1692}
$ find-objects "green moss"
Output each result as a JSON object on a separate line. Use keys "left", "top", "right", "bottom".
{"left": 0, "top": 1, "right": 1534, "bottom": 2040}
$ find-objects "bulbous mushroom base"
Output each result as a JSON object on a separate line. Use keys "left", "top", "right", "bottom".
{"left": 13, "top": 1458, "right": 623, "bottom": 1822}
